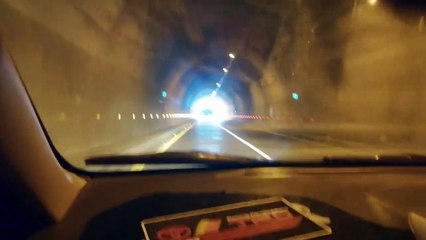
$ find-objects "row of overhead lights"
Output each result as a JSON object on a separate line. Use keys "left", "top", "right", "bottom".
{"left": 212, "top": 53, "right": 235, "bottom": 97}
{"left": 221, "top": 53, "right": 235, "bottom": 73}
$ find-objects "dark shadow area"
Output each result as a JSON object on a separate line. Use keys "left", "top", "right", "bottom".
{"left": 0, "top": 153, "right": 52, "bottom": 240}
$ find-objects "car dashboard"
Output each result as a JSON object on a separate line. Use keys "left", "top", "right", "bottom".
{"left": 31, "top": 166, "right": 426, "bottom": 239}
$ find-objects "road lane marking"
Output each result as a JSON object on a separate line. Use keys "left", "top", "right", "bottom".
{"left": 219, "top": 125, "right": 273, "bottom": 160}
{"left": 156, "top": 123, "right": 194, "bottom": 153}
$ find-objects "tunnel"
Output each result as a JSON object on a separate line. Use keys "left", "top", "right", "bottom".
{"left": 160, "top": 54, "right": 262, "bottom": 116}
{"left": 146, "top": 0, "right": 281, "bottom": 118}
{"left": 1, "top": 0, "right": 425, "bottom": 164}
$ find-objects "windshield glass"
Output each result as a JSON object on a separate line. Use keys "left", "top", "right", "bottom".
{"left": 1, "top": 0, "right": 425, "bottom": 170}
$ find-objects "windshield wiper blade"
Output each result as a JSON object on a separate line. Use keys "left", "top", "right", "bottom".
{"left": 323, "top": 154, "right": 426, "bottom": 166}
{"left": 85, "top": 151, "right": 265, "bottom": 166}
{"left": 85, "top": 152, "right": 426, "bottom": 171}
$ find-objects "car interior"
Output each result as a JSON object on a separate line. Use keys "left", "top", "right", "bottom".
{"left": 1, "top": 1, "right": 426, "bottom": 240}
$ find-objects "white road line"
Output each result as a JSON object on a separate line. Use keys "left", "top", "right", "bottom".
{"left": 219, "top": 125, "right": 273, "bottom": 160}
{"left": 156, "top": 123, "right": 194, "bottom": 153}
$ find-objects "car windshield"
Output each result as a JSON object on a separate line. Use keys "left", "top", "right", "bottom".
{"left": 1, "top": 0, "right": 425, "bottom": 171}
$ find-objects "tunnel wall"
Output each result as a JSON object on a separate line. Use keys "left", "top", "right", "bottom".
{"left": 260, "top": 1, "right": 426, "bottom": 127}
{"left": 339, "top": 4, "right": 426, "bottom": 125}
{"left": 0, "top": 0, "right": 187, "bottom": 161}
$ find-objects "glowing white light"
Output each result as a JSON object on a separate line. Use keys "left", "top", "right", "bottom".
{"left": 190, "top": 96, "right": 232, "bottom": 123}
{"left": 156, "top": 114, "right": 159, "bottom": 119}
{"left": 118, "top": 113, "right": 121, "bottom": 120}
{"left": 368, "top": 0, "right": 377, "bottom": 6}
{"left": 132, "top": 113, "right": 136, "bottom": 120}
{"left": 96, "top": 113, "right": 100, "bottom": 120}
{"left": 229, "top": 53, "right": 235, "bottom": 59}
{"left": 216, "top": 83, "right": 221, "bottom": 87}
{"left": 142, "top": 113, "right": 146, "bottom": 119}
{"left": 222, "top": 68, "right": 228, "bottom": 73}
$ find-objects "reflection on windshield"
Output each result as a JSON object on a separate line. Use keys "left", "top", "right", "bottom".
{"left": 0, "top": 0, "right": 425, "bottom": 170}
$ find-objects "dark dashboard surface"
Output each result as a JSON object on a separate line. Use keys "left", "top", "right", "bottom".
{"left": 81, "top": 192, "right": 413, "bottom": 240}
{"left": 32, "top": 167, "right": 426, "bottom": 240}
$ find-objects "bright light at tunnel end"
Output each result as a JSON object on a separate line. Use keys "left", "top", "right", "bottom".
{"left": 190, "top": 96, "right": 232, "bottom": 124}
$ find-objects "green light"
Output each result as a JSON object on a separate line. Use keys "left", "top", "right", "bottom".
{"left": 292, "top": 92, "right": 299, "bottom": 100}
{"left": 162, "top": 91, "right": 167, "bottom": 98}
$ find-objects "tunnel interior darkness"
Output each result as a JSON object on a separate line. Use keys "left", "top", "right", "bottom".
{"left": 145, "top": 0, "right": 281, "bottom": 116}
{"left": 177, "top": 56, "right": 256, "bottom": 115}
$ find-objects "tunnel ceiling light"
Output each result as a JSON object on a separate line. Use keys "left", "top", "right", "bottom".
{"left": 216, "top": 83, "right": 221, "bottom": 87}
{"left": 222, "top": 68, "right": 228, "bottom": 73}
{"left": 292, "top": 92, "right": 299, "bottom": 101}
{"left": 229, "top": 53, "right": 235, "bottom": 59}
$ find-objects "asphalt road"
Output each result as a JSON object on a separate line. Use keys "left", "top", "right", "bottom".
{"left": 156, "top": 122, "right": 371, "bottom": 161}
{"left": 167, "top": 123, "right": 272, "bottom": 160}
{"left": 81, "top": 120, "right": 426, "bottom": 171}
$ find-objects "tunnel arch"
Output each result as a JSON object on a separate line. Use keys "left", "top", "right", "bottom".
{"left": 159, "top": 53, "right": 268, "bottom": 115}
